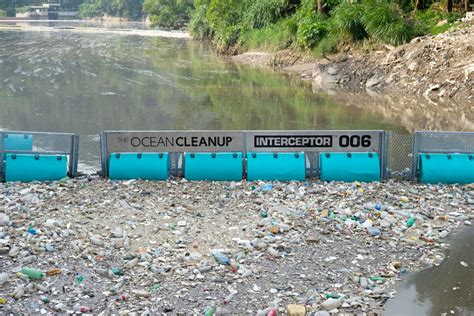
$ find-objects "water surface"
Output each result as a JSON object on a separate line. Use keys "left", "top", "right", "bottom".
{"left": 385, "top": 227, "right": 474, "bottom": 315}
{"left": 0, "top": 23, "right": 403, "bottom": 171}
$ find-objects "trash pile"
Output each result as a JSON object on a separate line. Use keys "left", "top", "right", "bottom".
{"left": 0, "top": 178, "right": 472, "bottom": 314}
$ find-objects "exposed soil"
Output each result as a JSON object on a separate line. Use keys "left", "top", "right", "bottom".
{"left": 232, "top": 23, "right": 474, "bottom": 105}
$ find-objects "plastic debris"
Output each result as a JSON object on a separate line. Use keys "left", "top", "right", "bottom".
{"left": 0, "top": 178, "right": 471, "bottom": 314}
{"left": 19, "top": 267, "right": 44, "bottom": 280}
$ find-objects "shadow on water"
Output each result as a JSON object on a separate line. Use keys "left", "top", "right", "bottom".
{"left": 385, "top": 227, "right": 474, "bottom": 316}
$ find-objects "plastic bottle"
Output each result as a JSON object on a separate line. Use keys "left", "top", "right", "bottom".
{"left": 20, "top": 267, "right": 44, "bottom": 280}
{"left": 406, "top": 217, "right": 416, "bottom": 227}
{"left": 211, "top": 251, "right": 230, "bottom": 265}
{"left": 267, "top": 309, "right": 276, "bottom": 316}
{"left": 0, "top": 273, "right": 9, "bottom": 286}
{"left": 116, "top": 293, "right": 128, "bottom": 301}
{"left": 110, "top": 267, "right": 123, "bottom": 276}
{"left": 204, "top": 306, "right": 215, "bottom": 316}
{"left": 73, "top": 304, "right": 92, "bottom": 313}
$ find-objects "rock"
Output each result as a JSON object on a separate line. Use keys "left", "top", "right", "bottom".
{"left": 312, "top": 64, "right": 337, "bottom": 89}
{"left": 321, "top": 298, "right": 342, "bottom": 310}
{"left": 366, "top": 76, "right": 382, "bottom": 88}
{"left": 410, "top": 36, "right": 424, "bottom": 43}
{"left": 286, "top": 304, "right": 306, "bottom": 316}
{"left": 327, "top": 67, "right": 337, "bottom": 75}
{"left": 314, "top": 312, "right": 330, "bottom": 316}
{"left": 113, "top": 227, "right": 124, "bottom": 238}
{"left": 407, "top": 61, "right": 419, "bottom": 71}
{"left": 436, "top": 19, "right": 448, "bottom": 27}
{"left": 90, "top": 236, "right": 104, "bottom": 246}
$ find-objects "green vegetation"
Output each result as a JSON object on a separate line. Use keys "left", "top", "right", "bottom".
{"left": 185, "top": 0, "right": 467, "bottom": 54}
{"left": 0, "top": 0, "right": 15, "bottom": 16}
{"left": 3, "top": 0, "right": 466, "bottom": 49}
{"left": 143, "top": 0, "right": 193, "bottom": 28}
{"left": 79, "top": 0, "right": 144, "bottom": 20}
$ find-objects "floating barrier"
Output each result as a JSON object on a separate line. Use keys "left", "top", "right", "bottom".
{"left": 0, "top": 130, "right": 79, "bottom": 182}
{"left": 414, "top": 131, "right": 474, "bottom": 184}
{"left": 245, "top": 130, "right": 386, "bottom": 182}
{"left": 5, "top": 154, "right": 67, "bottom": 182}
{"left": 418, "top": 153, "right": 474, "bottom": 184}
{"left": 101, "top": 130, "right": 387, "bottom": 182}
{"left": 109, "top": 153, "right": 169, "bottom": 180}
{"left": 100, "top": 131, "right": 244, "bottom": 181}
{"left": 184, "top": 152, "right": 243, "bottom": 181}
{"left": 3, "top": 133, "right": 33, "bottom": 151}
{"left": 319, "top": 152, "right": 381, "bottom": 182}
{"left": 246, "top": 152, "right": 305, "bottom": 181}
{"left": 3, "top": 129, "right": 473, "bottom": 184}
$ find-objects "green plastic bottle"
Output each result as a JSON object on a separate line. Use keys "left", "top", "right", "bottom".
{"left": 406, "top": 217, "right": 416, "bottom": 227}
{"left": 20, "top": 267, "right": 44, "bottom": 280}
{"left": 204, "top": 306, "right": 215, "bottom": 316}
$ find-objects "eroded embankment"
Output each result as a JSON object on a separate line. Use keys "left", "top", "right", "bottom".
{"left": 233, "top": 23, "right": 474, "bottom": 105}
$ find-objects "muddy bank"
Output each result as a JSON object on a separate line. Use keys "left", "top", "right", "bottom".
{"left": 232, "top": 23, "right": 474, "bottom": 105}
{"left": 0, "top": 178, "right": 473, "bottom": 314}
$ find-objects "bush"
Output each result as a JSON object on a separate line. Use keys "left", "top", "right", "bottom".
{"left": 314, "top": 33, "right": 340, "bottom": 56}
{"left": 0, "top": 9, "right": 5, "bottom": 17}
{"left": 6, "top": 6, "right": 15, "bottom": 16}
{"left": 190, "top": 4, "right": 211, "bottom": 39}
{"left": 239, "top": 18, "right": 294, "bottom": 51}
{"left": 361, "top": 0, "right": 413, "bottom": 45}
{"left": 205, "top": 0, "right": 246, "bottom": 49}
{"left": 329, "top": 2, "right": 367, "bottom": 41}
{"left": 413, "top": 8, "right": 462, "bottom": 35}
{"left": 144, "top": 0, "right": 193, "bottom": 28}
{"left": 296, "top": 13, "right": 328, "bottom": 49}
{"left": 242, "top": 0, "right": 284, "bottom": 29}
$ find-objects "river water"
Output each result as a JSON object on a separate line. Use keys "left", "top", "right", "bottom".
{"left": 0, "top": 22, "right": 472, "bottom": 314}
{"left": 1, "top": 21, "right": 408, "bottom": 172}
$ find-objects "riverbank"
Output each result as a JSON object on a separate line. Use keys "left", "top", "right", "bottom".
{"left": 232, "top": 22, "right": 474, "bottom": 104}
{"left": 0, "top": 178, "right": 472, "bottom": 314}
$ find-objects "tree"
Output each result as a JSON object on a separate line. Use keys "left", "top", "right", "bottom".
{"left": 317, "top": 0, "right": 323, "bottom": 14}
{"left": 116, "top": 0, "right": 143, "bottom": 19}
{"left": 143, "top": 0, "right": 193, "bottom": 28}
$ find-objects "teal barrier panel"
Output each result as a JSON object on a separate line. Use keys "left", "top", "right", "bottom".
{"left": 320, "top": 152, "right": 381, "bottom": 182}
{"left": 247, "top": 152, "right": 306, "bottom": 181}
{"left": 184, "top": 152, "right": 243, "bottom": 181}
{"left": 4, "top": 133, "right": 33, "bottom": 151}
{"left": 5, "top": 154, "right": 67, "bottom": 182}
{"left": 419, "top": 153, "right": 474, "bottom": 184}
{"left": 109, "top": 153, "right": 169, "bottom": 180}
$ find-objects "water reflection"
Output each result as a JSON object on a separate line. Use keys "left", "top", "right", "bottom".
{"left": 0, "top": 29, "right": 404, "bottom": 170}
{"left": 385, "top": 227, "right": 474, "bottom": 315}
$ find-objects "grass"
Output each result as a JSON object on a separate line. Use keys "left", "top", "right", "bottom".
{"left": 239, "top": 18, "right": 294, "bottom": 52}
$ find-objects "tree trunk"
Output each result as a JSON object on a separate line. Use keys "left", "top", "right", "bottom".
{"left": 414, "top": 0, "right": 423, "bottom": 11}
{"left": 317, "top": 0, "right": 323, "bottom": 15}
{"left": 447, "top": 0, "right": 453, "bottom": 12}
